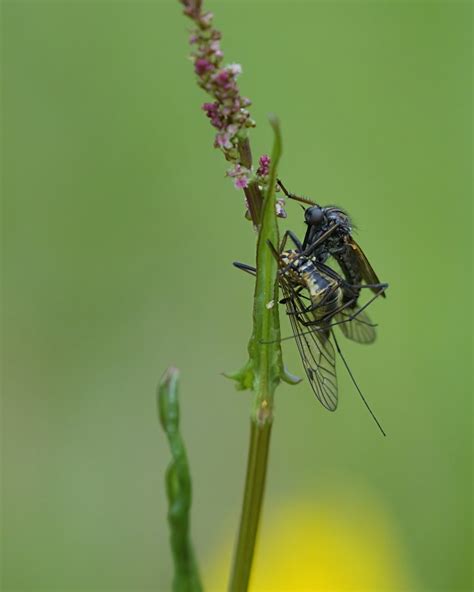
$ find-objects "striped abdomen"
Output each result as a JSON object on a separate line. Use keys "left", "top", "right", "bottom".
{"left": 281, "top": 251, "right": 342, "bottom": 322}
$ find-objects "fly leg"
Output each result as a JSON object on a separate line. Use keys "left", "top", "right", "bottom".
{"left": 267, "top": 239, "right": 302, "bottom": 280}
{"left": 234, "top": 232, "right": 304, "bottom": 274}
{"left": 279, "top": 223, "right": 340, "bottom": 274}
{"left": 341, "top": 282, "right": 388, "bottom": 293}
{"left": 277, "top": 179, "right": 316, "bottom": 206}
{"left": 279, "top": 230, "right": 303, "bottom": 251}
{"left": 286, "top": 281, "right": 341, "bottom": 317}
{"left": 280, "top": 285, "right": 308, "bottom": 305}
{"left": 332, "top": 334, "right": 386, "bottom": 436}
{"left": 326, "top": 287, "right": 387, "bottom": 330}
{"left": 293, "top": 288, "right": 385, "bottom": 333}
{"left": 233, "top": 261, "right": 256, "bottom": 276}
{"left": 233, "top": 256, "right": 306, "bottom": 306}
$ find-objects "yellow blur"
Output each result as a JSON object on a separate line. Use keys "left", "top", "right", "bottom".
{"left": 208, "top": 494, "right": 414, "bottom": 591}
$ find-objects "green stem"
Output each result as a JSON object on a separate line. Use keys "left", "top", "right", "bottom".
{"left": 228, "top": 421, "right": 272, "bottom": 592}
{"left": 228, "top": 116, "right": 284, "bottom": 592}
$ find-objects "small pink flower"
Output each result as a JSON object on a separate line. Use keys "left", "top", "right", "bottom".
{"left": 199, "top": 11, "right": 214, "bottom": 28}
{"left": 209, "top": 40, "right": 223, "bottom": 58}
{"left": 202, "top": 102, "right": 216, "bottom": 114}
{"left": 215, "top": 131, "right": 232, "bottom": 149}
{"left": 227, "top": 163, "right": 251, "bottom": 190}
{"left": 227, "top": 164, "right": 239, "bottom": 177}
{"left": 226, "top": 123, "right": 238, "bottom": 137}
{"left": 228, "top": 63, "right": 242, "bottom": 76}
{"left": 182, "top": 1, "right": 264, "bottom": 208}
{"left": 202, "top": 102, "right": 223, "bottom": 129}
{"left": 214, "top": 69, "right": 231, "bottom": 88}
{"left": 276, "top": 198, "right": 287, "bottom": 218}
{"left": 195, "top": 58, "right": 213, "bottom": 75}
{"left": 234, "top": 177, "right": 248, "bottom": 189}
{"left": 257, "top": 154, "right": 270, "bottom": 177}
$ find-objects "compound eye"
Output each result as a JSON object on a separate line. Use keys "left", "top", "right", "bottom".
{"left": 305, "top": 206, "right": 324, "bottom": 226}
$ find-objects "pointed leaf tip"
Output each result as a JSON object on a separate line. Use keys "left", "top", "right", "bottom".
{"left": 224, "top": 361, "right": 255, "bottom": 391}
{"left": 281, "top": 365, "right": 303, "bottom": 385}
{"left": 158, "top": 366, "right": 181, "bottom": 433}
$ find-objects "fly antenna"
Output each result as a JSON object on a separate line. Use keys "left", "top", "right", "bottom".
{"left": 332, "top": 334, "right": 386, "bottom": 437}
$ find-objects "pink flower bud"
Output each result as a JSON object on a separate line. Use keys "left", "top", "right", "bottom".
{"left": 257, "top": 155, "right": 271, "bottom": 177}
{"left": 195, "top": 58, "right": 213, "bottom": 75}
{"left": 234, "top": 177, "right": 249, "bottom": 189}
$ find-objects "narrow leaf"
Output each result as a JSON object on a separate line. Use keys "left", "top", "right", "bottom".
{"left": 158, "top": 367, "right": 203, "bottom": 592}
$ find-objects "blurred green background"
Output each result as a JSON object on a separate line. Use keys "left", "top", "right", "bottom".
{"left": 2, "top": 1, "right": 472, "bottom": 590}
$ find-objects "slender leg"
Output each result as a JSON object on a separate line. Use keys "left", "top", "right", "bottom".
{"left": 280, "top": 229, "right": 303, "bottom": 250}
{"left": 266, "top": 240, "right": 281, "bottom": 262}
{"left": 286, "top": 285, "right": 341, "bottom": 317}
{"left": 278, "top": 223, "right": 340, "bottom": 275}
{"left": 300, "top": 223, "right": 339, "bottom": 256}
{"left": 332, "top": 333, "right": 386, "bottom": 436}
{"left": 277, "top": 179, "right": 316, "bottom": 206}
{"left": 344, "top": 282, "right": 389, "bottom": 291}
{"left": 293, "top": 286, "right": 386, "bottom": 331}
{"left": 280, "top": 285, "right": 308, "bottom": 304}
{"left": 233, "top": 261, "right": 256, "bottom": 276}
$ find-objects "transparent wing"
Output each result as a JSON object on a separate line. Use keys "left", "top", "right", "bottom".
{"left": 336, "top": 307, "right": 376, "bottom": 344}
{"left": 281, "top": 278, "right": 338, "bottom": 411}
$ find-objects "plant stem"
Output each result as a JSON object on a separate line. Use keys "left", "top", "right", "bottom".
{"left": 228, "top": 116, "right": 283, "bottom": 592}
{"left": 228, "top": 420, "right": 272, "bottom": 592}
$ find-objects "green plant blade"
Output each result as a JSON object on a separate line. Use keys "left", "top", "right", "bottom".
{"left": 158, "top": 367, "right": 203, "bottom": 592}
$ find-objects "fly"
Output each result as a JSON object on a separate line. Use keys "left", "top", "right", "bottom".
{"left": 277, "top": 179, "right": 386, "bottom": 307}
{"left": 234, "top": 239, "right": 387, "bottom": 435}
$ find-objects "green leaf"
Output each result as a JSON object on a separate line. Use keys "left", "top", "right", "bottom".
{"left": 281, "top": 365, "right": 303, "bottom": 385}
{"left": 227, "top": 115, "right": 288, "bottom": 424}
{"left": 223, "top": 360, "right": 254, "bottom": 391}
{"left": 158, "top": 367, "right": 203, "bottom": 592}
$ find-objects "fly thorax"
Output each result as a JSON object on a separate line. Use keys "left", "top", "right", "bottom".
{"left": 326, "top": 208, "right": 352, "bottom": 233}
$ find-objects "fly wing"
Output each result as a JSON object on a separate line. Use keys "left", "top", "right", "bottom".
{"left": 345, "top": 235, "right": 386, "bottom": 298}
{"left": 280, "top": 278, "right": 338, "bottom": 411}
{"left": 336, "top": 307, "right": 376, "bottom": 344}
